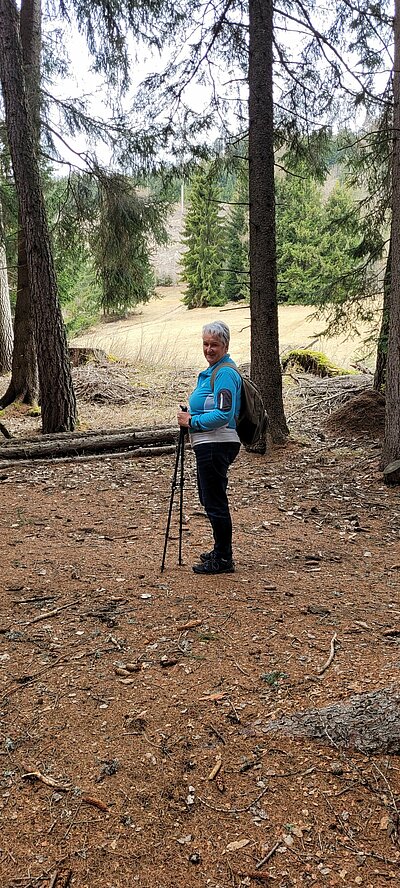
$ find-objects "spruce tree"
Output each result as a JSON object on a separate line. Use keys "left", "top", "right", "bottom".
{"left": 276, "top": 173, "right": 324, "bottom": 305}
{"left": 180, "top": 164, "right": 225, "bottom": 309}
{"left": 92, "top": 174, "right": 169, "bottom": 315}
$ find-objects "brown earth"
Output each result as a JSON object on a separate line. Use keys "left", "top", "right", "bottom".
{"left": 0, "top": 347, "right": 399, "bottom": 888}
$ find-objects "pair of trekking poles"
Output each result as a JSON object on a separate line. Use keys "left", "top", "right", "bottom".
{"left": 161, "top": 408, "right": 187, "bottom": 572}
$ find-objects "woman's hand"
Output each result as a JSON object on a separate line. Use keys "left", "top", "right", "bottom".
{"left": 177, "top": 409, "right": 190, "bottom": 428}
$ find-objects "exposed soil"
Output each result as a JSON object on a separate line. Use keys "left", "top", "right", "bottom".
{"left": 0, "top": 341, "right": 399, "bottom": 888}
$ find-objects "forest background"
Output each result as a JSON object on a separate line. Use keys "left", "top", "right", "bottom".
{"left": 2, "top": 5, "right": 400, "bottom": 886}
{"left": 0, "top": 0, "right": 398, "bottom": 456}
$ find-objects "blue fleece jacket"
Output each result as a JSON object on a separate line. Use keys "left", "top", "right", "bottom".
{"left": 188, "top": 355, "right": 242, "bottom": 433}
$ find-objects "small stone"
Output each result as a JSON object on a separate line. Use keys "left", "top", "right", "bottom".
{"left": 189, "top": 852, "right": 201, "bottom": 864}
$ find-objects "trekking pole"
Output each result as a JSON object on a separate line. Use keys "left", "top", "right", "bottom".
{"left": 178, "top": 420, "right": 185, "bottom": 566}
{"left": 160, "top": 407, "right": 187, "bottom": 572}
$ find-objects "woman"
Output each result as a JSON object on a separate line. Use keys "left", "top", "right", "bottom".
{"left": 177, "top": 321, "right": 241, "bottom": 574}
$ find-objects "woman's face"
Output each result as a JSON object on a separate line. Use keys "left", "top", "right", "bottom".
{"left": 202, "top": 334, "right": 228, "bottom": 366}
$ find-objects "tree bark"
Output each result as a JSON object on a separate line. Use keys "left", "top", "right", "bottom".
{"left": 374, "top": 231, "right": 391, "bottom": 393}
{"left": 262, "top": 686, "right": 400, "bottom": 755}
{"left": 0, "top": 197, "right": 13, "bottom": 373}
{"left": 0, "top": 0, "right": 40, "bottom": 407}
{"left": 0, "top": 427, "right": 178, "bottom": 461}
{"left": 383, "top": 1, "right": 400, "bottom": 470}
{"left": 0, "top": 0, "right": 76, "bottom": 432}
{"left": 248, "top": 0, "right": 289, "bottom": 444}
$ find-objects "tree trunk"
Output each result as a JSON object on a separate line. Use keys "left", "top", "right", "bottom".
{"left": 0, "top": 0, "right": 41, "bottom": 406}
{"left": 248, "top": 0, "right": 289, "bottom": 444}
{"left": 0, "top": 197, "right": 13, "bottom": 373}
{"left": 383, "top": 1, "right": 400, "bottom": 469}
{"left": 374, "top": 232, "right": 391, "bottom": 393}
{"left": 0, "top": 229, "right": 39, "bottom": 407}
{"left": 0, "top": 0, "right": 76, "bottom": 432}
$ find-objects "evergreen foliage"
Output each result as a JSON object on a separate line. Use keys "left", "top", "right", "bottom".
{"left": 276, "top": 172, "right": 325, "bottom": 304}
{"left": 223, "top": 169, "right": 249, "bottom": 303}
{"left": 276, "top": 171, "right": 364, "bottom": 307}
{"left": 92, "top": 174, "right": 169, "bottom": 314}
{"left": 180, "top": 164, "right": 225, "bottom": 308}
{"left": 45, "top": 172, "right": 97, "bottom": 306}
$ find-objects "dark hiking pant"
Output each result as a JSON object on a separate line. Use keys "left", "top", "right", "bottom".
{"left": 194, "top": 442, "right": 240, "bottom": 560}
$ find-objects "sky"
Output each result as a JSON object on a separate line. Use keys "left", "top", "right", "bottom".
{"left": 43, "top": 3, "right": 394, "bottom": 176}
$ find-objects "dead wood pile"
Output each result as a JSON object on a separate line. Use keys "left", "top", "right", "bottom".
{"left": 284, "top": 373, "right": 377, "bottom": 435}
{"left": 325, "top": 388, "right": 385, "bottom": 435}
{"left": 71, "top": 364, "right": 139, "bottom": 404}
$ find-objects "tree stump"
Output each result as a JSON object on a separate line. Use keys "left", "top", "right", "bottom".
{"left": 384, "top": 460, "right": 400, "bottom": 486}
{"left": 262, "top": 687, "right": 400, "bottom": 755}
{"left": 68, "top": 346, "right": 107, "bottom": 367}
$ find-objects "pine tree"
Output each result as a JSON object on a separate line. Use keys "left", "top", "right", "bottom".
{"left": 383, "top": 0, "right": 400, "bottom": 470}
{"left": 0, "top": 0, "right": 76, "bottom": 432}
{"left": 180, "top": 165, "right": 225, "bottom": 309}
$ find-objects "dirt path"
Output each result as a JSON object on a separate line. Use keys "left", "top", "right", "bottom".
{"left": 1, "top": 427, "right": 399, "bottom": 888}
{"left": 1, "top": 297, "right": 396, "bottom": 888}
{"left": 73, "top": 288, "right": 378, "bottom": 370}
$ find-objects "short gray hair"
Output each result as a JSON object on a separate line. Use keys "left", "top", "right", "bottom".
{"left": 202, "top": 321, "right": 230, "bottom": 348}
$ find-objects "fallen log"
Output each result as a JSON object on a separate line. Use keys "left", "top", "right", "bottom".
{"left": 262, "top": 686, "right": 400, "bottom": 755}
{"left": 0, "top": 444, "right": 177, "bottom": 470}
{"left": 10, "top": 423, "right": 176, "bottom": 445}
{"left": 0, "top": 427, "right": 179, "bottom": 462}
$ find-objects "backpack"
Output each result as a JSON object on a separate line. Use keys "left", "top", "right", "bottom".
{"left": 210, "top": 360, "right": 269, "bottom": 447}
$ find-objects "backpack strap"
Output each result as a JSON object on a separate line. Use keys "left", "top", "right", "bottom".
{"left": 210, "top": 360, "right": 242, "bottom": 390}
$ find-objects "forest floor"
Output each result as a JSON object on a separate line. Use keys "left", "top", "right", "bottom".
{"left": 0, "top": 323, "right": 399, "bottom": 888}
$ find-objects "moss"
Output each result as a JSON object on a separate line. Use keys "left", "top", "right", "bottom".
{"left": 281, "top": 348, "right": 351, "bottom": 378}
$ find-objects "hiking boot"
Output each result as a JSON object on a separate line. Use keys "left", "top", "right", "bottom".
{"left": 192, "top": 555, "right": 235, "bottom": 575}
{"left": 200, "top": 550, "right": 215, "bottom": 563}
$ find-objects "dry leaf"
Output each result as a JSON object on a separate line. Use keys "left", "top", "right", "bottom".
{"left": 226, "top": 838, "right": 250, "bottom": 852}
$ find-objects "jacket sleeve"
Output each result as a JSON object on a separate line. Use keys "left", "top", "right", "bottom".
{"left": 190, "top": 368, "right": 240, "bottom": 431}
